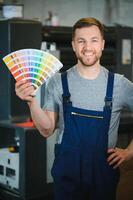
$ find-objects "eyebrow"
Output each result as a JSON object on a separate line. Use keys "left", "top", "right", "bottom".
{"left": 91, "top": 36, "right": 99, "bottom": 39}
{"left": 76, "top": 37, "right": 85, "bottom": 41}
{"left": 76, "top": 36, "right": 99, "bottom": 40}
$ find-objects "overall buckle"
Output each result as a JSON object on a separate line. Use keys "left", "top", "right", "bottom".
{"left": 62, "top": 95, "right": 71, "bottom": 103}
{"left": 105, "top": 97, "right": 112, "bottom": 108}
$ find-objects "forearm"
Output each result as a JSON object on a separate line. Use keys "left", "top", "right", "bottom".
{"left": 127, "top": 139, "right": 133, "bottom": 158}
{"left": 28, "top": 98, "right": 54, "bottom": 137}
{"left": 15, "top": 80, "right": 55, "bottom": 136}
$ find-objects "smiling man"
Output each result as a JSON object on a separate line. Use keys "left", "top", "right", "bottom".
{"left": 15, "top": 17, "right": 133, "bottom": 200}
{"left": 72, "top": 23, "right": 104, "bottom": 69}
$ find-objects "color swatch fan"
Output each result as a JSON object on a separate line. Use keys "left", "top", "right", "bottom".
{"left": 2, "top": 49, "right": 63, "bottom": 93}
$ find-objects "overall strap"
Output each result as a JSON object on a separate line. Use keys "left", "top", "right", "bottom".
{"left": 104, "top": 71, "right": 114, "bottom": 110}
{"left": 61, "top": 71, "right": 71, "bottom": 104}
{"left": 103, "top": 71, "right": 114, "bottom": 142}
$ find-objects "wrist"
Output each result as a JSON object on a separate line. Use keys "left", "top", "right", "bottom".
{"left": 27, "top": 97, "right": 36, "bottom": 108}
{"left": 126, "top": 148, "right": 133, "bottom": 160}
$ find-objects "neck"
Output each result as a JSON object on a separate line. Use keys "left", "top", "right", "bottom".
{"left": 76, "top": 64, "right": 101, "bottom": 80}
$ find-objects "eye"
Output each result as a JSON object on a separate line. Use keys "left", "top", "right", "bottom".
{"left": 77, "top": 40, "right": 85, "bottom": 44}
{"left": 92, "top": 39, "right": 98, "bottom": 42}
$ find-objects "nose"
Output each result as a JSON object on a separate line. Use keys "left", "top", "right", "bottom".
{"left": 84, "top": 41, "right": 92, "bottom": 51}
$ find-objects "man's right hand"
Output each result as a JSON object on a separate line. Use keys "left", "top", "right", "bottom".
{"left": 15, "top": 80, "right": 35, "bottom": 102}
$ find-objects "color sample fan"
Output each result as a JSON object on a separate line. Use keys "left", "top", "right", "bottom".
{"left": 2, "top": 48, "right": 63, "bottom": 94}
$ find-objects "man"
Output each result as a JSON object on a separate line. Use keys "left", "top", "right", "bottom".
{"left": 15, "top": 17, "right": 133, "bottom": 200}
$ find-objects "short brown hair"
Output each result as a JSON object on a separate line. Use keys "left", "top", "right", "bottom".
{"left": 72, "top": 17, "right": 105, "bottom": 39}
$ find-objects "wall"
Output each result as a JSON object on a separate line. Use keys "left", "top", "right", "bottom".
{"left": 23, "top": 0, "right": 133, "bottom": 27}
{"left": 0, "top": 0, "right": 133, "bottom": 27}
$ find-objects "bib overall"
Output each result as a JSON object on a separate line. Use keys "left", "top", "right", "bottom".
{"left": 51, "top": 71, "right": 119, "bottom": 200}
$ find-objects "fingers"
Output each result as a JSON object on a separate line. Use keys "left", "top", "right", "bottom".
{"left": 107, "top": 148, "right": 116, "bottom": 154}
{"left": 107, "top": 148, "right": 126, "bottom": 169}
{"left": 107, "top": 148, "right": 118, "bottom": 162}
{"left": 15, "top": 80, "right": 30, "bottom": 92}
{"left": 108, "top": 155, "right": 123, "bottom": 169}
{"left": 113, "top": 159, "right": 124, "bottom": 169}
{"left": 15, "top": 80, "right": 35, "bottom": 102}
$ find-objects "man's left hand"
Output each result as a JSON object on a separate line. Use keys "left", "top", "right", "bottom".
{"left": 107, "top": 148, "right": 132, "bottom": 169}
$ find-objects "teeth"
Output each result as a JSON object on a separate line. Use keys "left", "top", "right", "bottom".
{"left": 83, "top": 51, "right": 93, "bottom": 56}
{"left": 84, "top": 53, "right": 93, "bottom": 56}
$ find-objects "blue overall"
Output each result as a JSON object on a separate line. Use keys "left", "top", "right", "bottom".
{"left": 51, "top": 71, "right": 120, "bottom": 200}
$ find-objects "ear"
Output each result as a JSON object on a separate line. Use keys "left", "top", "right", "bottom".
{"left": 71, "top": 40, "right": 76, "bottom": 52}
{"left": 102, "top": 40, "right": 105, "bottom": 50}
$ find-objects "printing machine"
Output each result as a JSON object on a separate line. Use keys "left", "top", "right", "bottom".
{"left": 0, "top": 19, "right": 53, "bottom": 200}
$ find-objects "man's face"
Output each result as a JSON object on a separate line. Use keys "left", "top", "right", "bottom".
{"left": 72, "top": 25, "right": 105, "bottom": 67}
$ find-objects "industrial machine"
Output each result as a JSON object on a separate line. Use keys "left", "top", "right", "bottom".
{"left": 0, "top": 18, "right": 42, "bottom": 121}
{"left": 42, "top": 25, "right": 133, "bottom": 81}
{"left": 0, "top": 19, "right": 53, "bottom": 200}
{"left": 0, "top": 121, "right": 52, "bottom": 200}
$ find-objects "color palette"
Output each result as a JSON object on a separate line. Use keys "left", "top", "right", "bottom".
{"left": 3, "top": 49, "right": 63, "bottom": 93}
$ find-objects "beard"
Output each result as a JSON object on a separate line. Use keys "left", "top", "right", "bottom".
{"left": 76, "top": 52, "right": 102, "bottom": 67}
